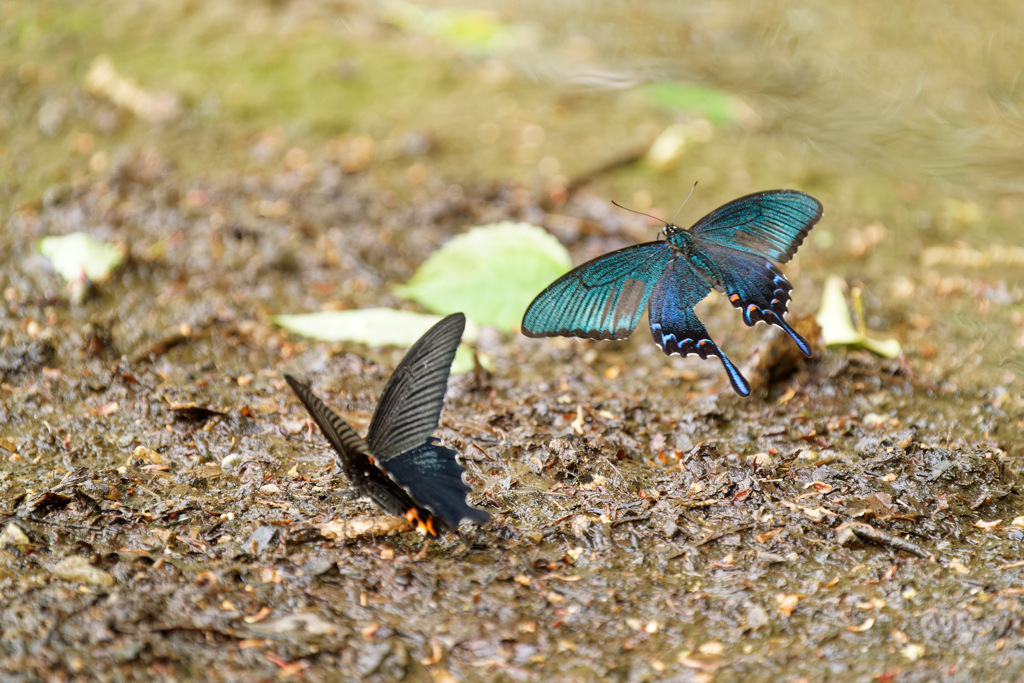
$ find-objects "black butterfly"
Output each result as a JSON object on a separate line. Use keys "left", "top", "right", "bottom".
{"left": 285, "top": 313, "right": 489, "bottom": 536}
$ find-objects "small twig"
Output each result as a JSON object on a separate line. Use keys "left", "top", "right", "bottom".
{"left": 692, "top": 522, "right": 755, "bottom": 548}
{"left": 678, "top": 499, "right": 721, "bottom": 509}
{"left": 844, "top": 522, "right": 933, "bottom": 559}
{"left": 610, "top": 514, "right": 650, "bottom": 527}
{"left": 541, "top": 144, "right": 651, "bottom": 208}
{"left": 597, "top": 454, "right": 628, "bottom": 488}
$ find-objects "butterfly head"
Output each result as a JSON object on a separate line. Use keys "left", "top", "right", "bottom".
{"left": 662, "top": 223, "right": 684, "bottom": 238}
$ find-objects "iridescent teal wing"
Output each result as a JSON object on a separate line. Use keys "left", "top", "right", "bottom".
{"left": 648, "top": 258, "right": 751, "bottom": 396}
{"left": 682, "top": 190, "right": 820, "bottom": 357}
{"left": 697, "top": 245, "right": 811, "bottom": 356}
{"left": 688, "top": 190, "right": 822, "bottom": 263}
{"left": 522, "top": 242, "right": 674, "bottom": 340}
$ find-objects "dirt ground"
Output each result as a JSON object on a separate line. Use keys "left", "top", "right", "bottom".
{"left": 3, "top": 0, "right": 1024, "bottom": 680}
{"left": 1, "top": 150, "right": 1022, "bottom": 682}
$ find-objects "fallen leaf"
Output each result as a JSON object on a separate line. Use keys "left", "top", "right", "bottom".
{"left": 901, "top": 643, "right": 926, "bottom": 661}
{"left": 319, "top": 516, "right": 412, "bottom": 540}
{"left": 776, "top": 593, "right": 801, "bottom": 618}
{"left": 394, "top": 222, "right": 571, "bottom": 331}
{"left": 816, "top": 275, "right": 901, "bottom": 358}
{"left": 948, "top": 559, "right": 970, "bottom": 575}
{"left": 846, "top": 617, "right": 875, "bottom": 633}
{"left": 274, "top": 308, "right": 478, "bottom": 373}
{"left": 38, "top": 232, "right": 125, "bottom": 284}
{"left": 88, "top": 401, "right": 119, "bottom": 416}
{"left": 51, "top": 555, "right": 115, "bottom": 587}
{"left": 974, "top": 519, "right": 1002, "bottom": 529}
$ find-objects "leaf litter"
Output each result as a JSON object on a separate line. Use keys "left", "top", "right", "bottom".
{"left": 1, "top": 150, "right": 1022, "bottom": 681}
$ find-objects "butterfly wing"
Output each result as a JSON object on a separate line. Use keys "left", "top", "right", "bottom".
{"left": 286, "top": 371, "right": 487, "bottom": 536}
{"left": 284, "top": 374, "right": 421, "bottom": 520}
{"left": 697, "top": 243, "right": 811, "bottom": 357}
{"left": 688, "top": 190, "right": 822, "bottom": 263}
{"left": 648, "top": 258, "right": 751, "bottom": 396}
{"left": 384, "top": 440, "right": 492, "bottom": 530}
{"left": 365, "top": 313, "right": 465, "bottom": 462}
{"left": 522, "top": 242, "right": 674, "bottom": 340}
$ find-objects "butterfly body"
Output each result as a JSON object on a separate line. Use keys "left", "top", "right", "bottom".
{"left": 285, "top": 313, "right": 489, "bottom": 537}
{"left": 522, "top": 190, "right": 823, "bottom": 396}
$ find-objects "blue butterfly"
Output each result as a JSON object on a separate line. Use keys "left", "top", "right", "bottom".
{"left": 522, "top": 190, "right": 823, "bottom": 396}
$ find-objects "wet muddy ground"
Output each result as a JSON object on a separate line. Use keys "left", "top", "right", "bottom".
{"left": 1, "top": 152, "right": 1021, "bottom": 681}
{"left": 3, "top": 1, "right": 1024, "bottom": 681}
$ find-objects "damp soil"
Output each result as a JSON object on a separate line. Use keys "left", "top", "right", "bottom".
{"left": 1, "top": 153, "right": 1022, "bottom": 682}
{"left": 3, "top": 2, "right": 1024, "bottom": 681}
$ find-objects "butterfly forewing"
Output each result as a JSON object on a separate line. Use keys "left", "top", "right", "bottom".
{"left": 284, "top": 374, "right": 375, "bottom": 478}
{"left": 689, "top": 190, "right": 822, "bottom": 263}
{"left": 285, "top": 374, "right": 425, "bottom": 515}
{"left": 365, "top": 313, "right": 465, "bottom": 463}
{"left": 522, "top": 242, "right": 674, "bottom": 340}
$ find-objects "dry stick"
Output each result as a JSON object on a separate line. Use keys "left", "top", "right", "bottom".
{"left": 541, "top": 144, "right": 651, "bottom": 209}
{"left": 128, "top": 330, "right": 192, "bottom": 364}
{"left": 667, "top": 522, "right": 757, "bottom": 561}
{"left": 610, "top": 514, "right": 651, "bottom": 527}
{"left": 128, "top": 318, "right": 218, "bottom": 364}
{"left": 692, "top": 522, "right": 756, "bottom": 548}
{"left": 844, "top": 522, "right": 933, "bottom": 559}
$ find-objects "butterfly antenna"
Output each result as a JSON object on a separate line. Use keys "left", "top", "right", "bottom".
{"left": 669, "top": 181, "right": 699, "bottom": 224}
{"left": 611, "top": 200, "right": 665, "bottom": 225}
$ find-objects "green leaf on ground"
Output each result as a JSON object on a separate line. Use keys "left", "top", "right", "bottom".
{"left": 640, "top": 82, "right": 737, "bottom": 123}
{"left": 273, "top": 308, "right": 480, "bottom": 374}
{"left": 38, "top": 232, "right": 125, "bottom": 283}
{"left": 394, "top": 222, "right": 572, "bottom": 332}
{"left": 816, "top": 275, "right": 901, "bottom": 358}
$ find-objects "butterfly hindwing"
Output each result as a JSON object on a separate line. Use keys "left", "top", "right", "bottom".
{"left": 522, "top": 242, "right": 674, "bottom": 340}
{"left": 698, "top": 243, "right": 811, "bottom": 356}
{"left": 384, "top": 440, "right": 492, "bottom": 528}
{"left": 648, "top": 259, "right": 751, "bottom": 396}
{"left": 365, "top": 313, "right": 465, "bottom": 462}
{"left": 689, "top": 190, "right": 822, "bottom": 263}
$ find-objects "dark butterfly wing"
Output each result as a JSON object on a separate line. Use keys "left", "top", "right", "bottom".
{"left": 285, "top": 372, "right": 487, "bottom": 536}
{"left": 384, "top": 440, "right": 492, "bottom": 529}
{"left": 689, "top": 190, "right": 822, "bottom": 263}
{"left": 699, "top": 243, "right": 811, "bottom": 357}
{"left": 365, "top": 313, "right": 465, "bottom": 462}
{"left": 522, "top": 242, "right": 674, "bottom": 340}
{"left": 284, "top": 374, "right": 421, "bottom": 520}
{"left": 648, "top": 258, "right": 751, "bottom": 396}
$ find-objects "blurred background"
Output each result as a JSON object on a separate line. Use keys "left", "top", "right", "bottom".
{"left": 3, "top": 0, "right": 1022, "bottom": 388}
